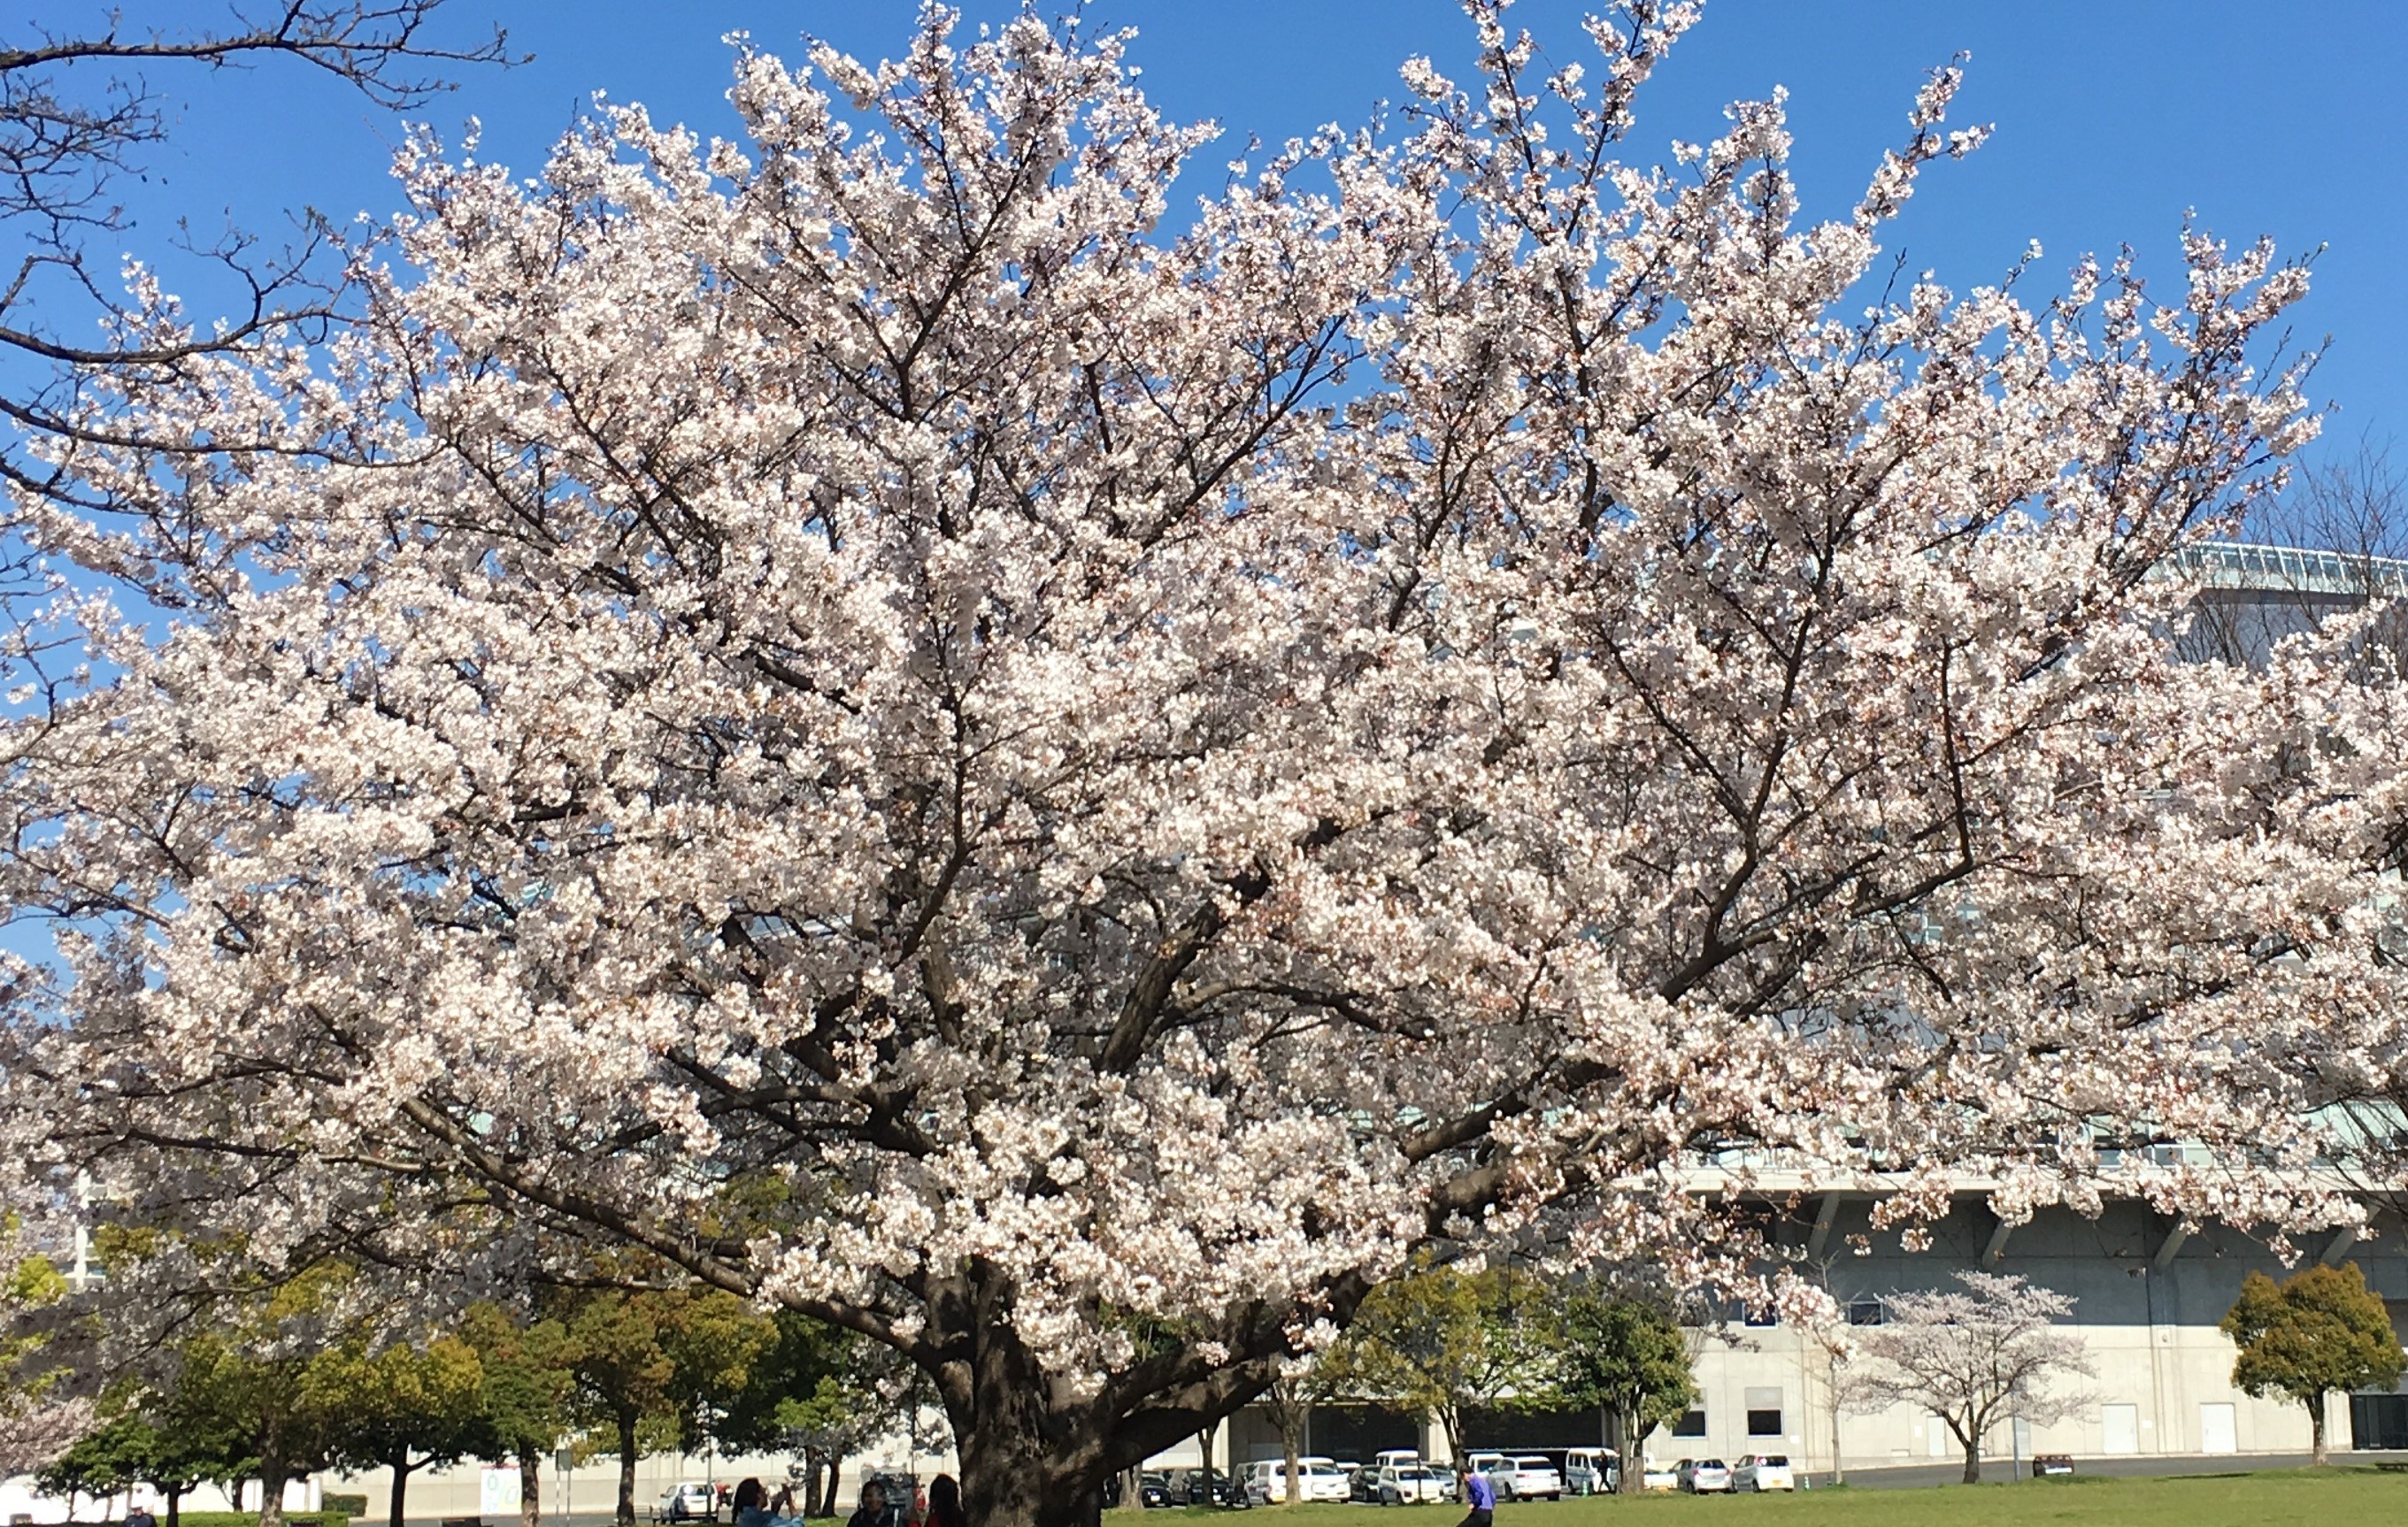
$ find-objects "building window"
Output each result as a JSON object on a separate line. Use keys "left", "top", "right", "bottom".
{"left": 1673, "top": 1408, "right": 1707, "bottom": 1438}
{"left": 1743, "top": 1305, "right": 1779, "bottom": 1327}
{"left": 1745, "top": 1388, "right": 1783, "bottom": 1437}
{"left": 1847, "top": 1297, "right": 1887, "bottom": 1326}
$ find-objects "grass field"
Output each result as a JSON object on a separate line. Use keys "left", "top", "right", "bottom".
{"left": 1142, "top": 1467, "right": 2408, "bottom": 1525}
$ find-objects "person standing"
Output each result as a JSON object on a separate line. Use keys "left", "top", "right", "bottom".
{"left": 1457, "top": 1462, "right": 1496, "bottom": 1527}
{"left": 922, "top": 1476, "right": 966, "bottom": 1527}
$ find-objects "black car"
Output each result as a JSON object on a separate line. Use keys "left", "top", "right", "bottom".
{"left": 1138, "top": 1472, "right": 1172, "bottom": 1508}
{"left": 1347, "top": 1466, "right": 1382, "bottom": 1503}
{"left": 1166, "top": 1468, "right": 1251, "bottom": 1508}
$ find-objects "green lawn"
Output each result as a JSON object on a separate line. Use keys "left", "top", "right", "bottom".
{"left": 1136, "top": 1467, "right": 2408, "bottom": 1526}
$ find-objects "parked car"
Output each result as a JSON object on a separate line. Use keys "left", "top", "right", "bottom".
{"left": 650, "top": 1484, "right": 717, "bottom": 1523}
{"left": 1470, "top": 1461, "right": 1518, "bottom": 1501}
{"left": 1461, "top": 1453, "right": 1514, "bottom": 1499}
{"left": 1303, "top": 1462, "right": 1351, "bottom": 1502}
{"left": 1374, "top": 1464, "right": 1456, "bottom": 1505}
{"left": 1244, "top": 1459, "right": 1344, "bottom": 1504}
{"left": 1563, "top": 1447, "right": 1618, "bottom": 1495}
{"left": 1347, "top": 1466, "right": 1382, "bottom": 1503}
{"left": 2033, "top": 1454, "right": 2076, "bottom": 1477}
{"left": 1732, "top": 1454, "right": 1795, "bottom": 1492}
{"left": 1640, "top": 1462, "right": 1679, "bottom": 1492}
{"left": 1136, "top": 1471, "right": 1172, "bottom": 1508}
{"left": 1502, "top": 1456, "right": 1565, "bottom": 1501}
{"left": 1373, "top": 1448, "right": 1423, "bottom": 1471}
{"left": 1166, "top": 1468, "right": 1246, "bottom": 1506}
{"left": 1676, "top": 1458, "right": 1734, "bottom": 1494}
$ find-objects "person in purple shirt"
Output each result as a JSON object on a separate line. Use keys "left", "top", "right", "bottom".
{"left": 1457, "top": 1462, "right": 1496, "bottom": 1525}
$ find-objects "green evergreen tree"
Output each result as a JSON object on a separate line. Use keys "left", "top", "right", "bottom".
{"left": 459, "top": 1304, "right": 577, "bottom": 1527}
{"left": 2222, "top": 1262, "right": 2403, "bottom": 1466}
{"left": 1321, "top": 1262, "right": 1559, "bottom": 1467}
{"left": 313, "top": 1335, "right": 489, "bottom": 1527}
{"left": 1551, "top": 1295, "right": 1694, "bottom": 1495}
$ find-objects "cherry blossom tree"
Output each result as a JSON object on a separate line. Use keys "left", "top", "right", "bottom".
{"left": 1842, "top": 1272, "right": 2093, "bottom": 1485}
{"left": 0, "top": 3, "right": 2394, "bottom": 1523}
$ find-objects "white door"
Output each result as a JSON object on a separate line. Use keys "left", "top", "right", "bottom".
{"left": 1927, "top": 1416, "right": 1950, "bottom": 1457}
{"left": 2103, "top": 1404, "right": 2141, "bottom": 1455}
{"left": 2199, "top": 1403, "right": 2237, "bottom": 1454}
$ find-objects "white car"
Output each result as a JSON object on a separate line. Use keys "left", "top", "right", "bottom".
{"left": 1641, "top": 1462, "right": 1679, "bottom": 1492}
{"left": 1502, "top": 1455, "right": 1565, "bottom": 1500}
{"left": 651, "top": 1484, "right": 717, "bottom": 1523}
{"left": 1301, "top": 1462, "right": 1350, "bottom": 1502}
{"left": 1677, "top": 1458, "right": 1734, "bottom": 1493}
{"left": 1374, "top": 1465, "right": 1454, "bottom": 1504}
{"left": 1732, "top": 1454, "right": 1795, "bottom": 1492}
{"left": 1564, "top": 1447, "right": 1618, "bottom": 1495}
{"left": 1373, "top": 1447, "right": 1423, "bottom": 1471}
{"left": 1246, "top": 1459, "right": 1348, "bottom": 1504}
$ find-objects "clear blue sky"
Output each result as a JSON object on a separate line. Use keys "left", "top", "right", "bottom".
{"left": 56, "top": 0, "right": 2408, "bottom": 457}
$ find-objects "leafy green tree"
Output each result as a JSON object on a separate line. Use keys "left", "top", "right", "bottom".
{"left": 561, "top": 1288, "right": 775, "bottom": 1524}
{"left": 1552, "top": 1295, "right": 1694, "bottom": 1495}
{"left": 172, "top": 1266, "right": 363, "bottom": 1527}
{"left": 719, "top": 1312, "right": 930, "bottom": 1517}
{"left": 42, "top": 1398, "right": 251, "bottom": 1527}
{"left": 314, "top": 1335, "right": 488, "bottom": 1527}
{"left": 2222, "top": 1262, "right": 2403, "bottom": 1466}
{"left": 1321, "top": 1262, "right": 1558, "bottom": 1465}
{"left": 459, "top": 1304, "right": 576, "bottom": 1527}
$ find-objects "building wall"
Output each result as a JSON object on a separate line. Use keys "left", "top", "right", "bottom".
{"left": 1662, "top": 1195, "right": 2405, "bottom": 1474}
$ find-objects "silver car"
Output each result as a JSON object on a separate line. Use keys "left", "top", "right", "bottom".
{"left": 1676, "top": 1457, "right": 1733, "bottom": 1493}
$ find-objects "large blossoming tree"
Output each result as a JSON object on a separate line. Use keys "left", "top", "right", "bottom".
{"left": 2, "top": 4, "right": 2396, "bottom": 1521}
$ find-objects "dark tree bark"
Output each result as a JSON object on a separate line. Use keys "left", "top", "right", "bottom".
{"left": 614, "top": 1408, "right": 640, "bottom": 1527}
{"left": 517, "top": 1444, "right": 543, "bottom": 1527}
{"left": 387, "top": 1449, "right": 426, "bottom": 1527}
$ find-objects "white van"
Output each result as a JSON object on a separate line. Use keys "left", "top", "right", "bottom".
{"left": 1244, "top": 1458, "right": 1347, "bottom": 1504}
{"left": 1564, "top": 1447, "right": 1619, "bottom": 1494}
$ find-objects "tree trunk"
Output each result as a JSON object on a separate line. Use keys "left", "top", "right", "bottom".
{"left": 389, "top": 1450, "right": 416, "bottom": 1527}
{"left": 165, "top": 1483, "right": 182, "bottom": 1527}
{"left": 1961, "top": 1433, "right": 1981, "bottom": 1485}
{"left": 819, "top": 1454, "right": 841, "bottom": 1518}
{"left": 615, "top": 1408, "right": 640, "bottom": 1527}
{"left": 258, "top": 1462, "right": 291, "bottom": 1527}
{"left": 519, "top": 1445, "right": 544, "bottom": 1527}
{"left": 1281, "top": 1426, "right": 1301, "bottom": 1505}
{"left": 1194, "top": 1420, "right": 1216, "bottom": 1507}
{"left": 1612, "top": 1408, "right": 1642, "bottom": 1496}
{"left": 922, "top": 1262, "right": 1293, "bottom": 1527}
{"left": 258, "top": 1425, "right": 292, "bottom": 1527}
{"left": 2312, "top": 1393, "right": 2330, "bottom": 1467}
{"left": 1829, "top": 1377, "right": 1845, "bottom": 1485}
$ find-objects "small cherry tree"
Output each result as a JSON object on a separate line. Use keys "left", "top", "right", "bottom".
{"left": 1843, "top": 1273, "right": 2093, "bottom": 1484}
